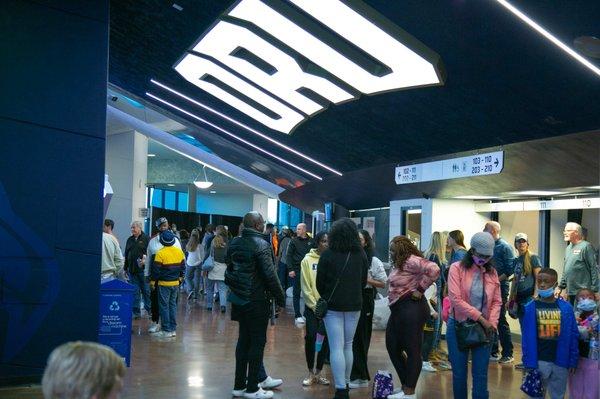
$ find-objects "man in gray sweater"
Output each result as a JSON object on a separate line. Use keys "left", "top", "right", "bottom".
{"left": 558, "top": 222, "right": 599, "bottom": 303}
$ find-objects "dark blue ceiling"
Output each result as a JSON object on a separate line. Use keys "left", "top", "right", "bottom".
{"left": 109, "top": 0, "right": 600, "bottom": 187}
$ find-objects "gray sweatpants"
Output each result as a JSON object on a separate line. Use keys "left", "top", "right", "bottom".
{"left": 537, "top": 360, "right": 568, "bottom": 399}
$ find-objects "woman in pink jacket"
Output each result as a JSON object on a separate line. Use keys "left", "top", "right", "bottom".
{"left": 447, "top": 232, "right": 502, "bottom": 399}
{"left": 386, "top": 236, "right": 440, "bottom": 399}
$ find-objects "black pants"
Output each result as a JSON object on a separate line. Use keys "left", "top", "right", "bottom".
{"left": 491, "top": 296, "right": 513, "bottom": 357}
{"left": 421, "top": 317, "right": 435, "bottom": 360}
{"left": 233, "top": 300, "right": 269, "bottom": 393}
{"left": 304, "top": 307, "right": 329, "bottom": 371}
{"left": 292, "top": 274, "right": 302, "bottom": 318}
{"left": 386, "top": 296, "right": 429, "bottom": 390}
{"left": 350, "top": 288, "right": 375, "bottom": 381}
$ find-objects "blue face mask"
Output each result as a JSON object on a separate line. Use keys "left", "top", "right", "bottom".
{"left": 577, "top": 298, "right": 598, "bottom": 312}
{"left": 538, "top": 287, "right": 555, "bottom": 298}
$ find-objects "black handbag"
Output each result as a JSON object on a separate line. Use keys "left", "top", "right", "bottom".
{"left": 314, "top": 253, "right": 351, "bottom": 319}
{"left": 454, "top": 271, "right": 491, "bottom": 351}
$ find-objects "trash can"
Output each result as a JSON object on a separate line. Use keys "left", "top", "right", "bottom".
{"left": 99, "top": 277, "right": 135, "bottom": 366}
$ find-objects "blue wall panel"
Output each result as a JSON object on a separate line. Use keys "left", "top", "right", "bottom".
{"left": 0, "top": 0, "right": 108, "bottom": 384}
{"left": 196, "top": 194, "right": 254, "bottom": 217}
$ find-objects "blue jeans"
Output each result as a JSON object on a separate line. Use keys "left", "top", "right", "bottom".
{"left": 158, "top": 285, "right": 178, "bottom": 332}
{"left": 446, "top": 318, "right": 492, "bottom": 399}
{"left": 277, "top": 260, "right": 288, "bottom": 290}
{"left": 291, "top": 274, "right": 302, "bottom": 318}
{"left": 205, "top": 279, "right": 227, "bottom": 309}
{"left": 130, "top": 271, "right": 150, "bottom": 315}
{"left": 323, "top": 310, "right": 361, "bottom": 389}
{"left": 184, "top": 264, "right": 202, "bottom": 296}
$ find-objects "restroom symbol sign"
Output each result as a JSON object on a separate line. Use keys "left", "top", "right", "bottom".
{"left": 109, "top": 301, "right": 120, "bottom": 311}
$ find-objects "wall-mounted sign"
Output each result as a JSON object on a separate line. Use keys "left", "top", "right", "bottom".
{"left": 174, "top": 0, "right": 444, "bottom": 134}
{"left": 475, "top": 197, "right": 600, "bottom": 212}
{"left": 395, "top": 151, "right": 504, "bottom": 185}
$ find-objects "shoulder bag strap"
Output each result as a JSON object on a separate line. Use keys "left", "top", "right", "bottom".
{"left": 327, "top": 252, "right": 351, "bottom": 302}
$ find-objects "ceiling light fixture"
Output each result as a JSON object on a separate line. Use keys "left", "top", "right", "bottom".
{"left": 167, "top": 183, "right": 175, "bottom": 187}
{"left": 209, "top": 190, "right": 217, "bottom": 194}
{"left": 147, "top": 153, "right": 156, "bottom": 157}
{"left": 494, "top": 0, "right": 600, "bottom": 77}
{"left": 146, "top": 92, "right": 323, "bottom": 180}
{"left": 454, "top": 195, "right": 499, "bottom": 200}
{"left": 150, "top": 79, "right": 343, "bottom": 176}
{"left": 193, "top": 165, "right": 213, "bottom": 189}
{"left": 510, "top": 190, "right": 562, "bottom": 196}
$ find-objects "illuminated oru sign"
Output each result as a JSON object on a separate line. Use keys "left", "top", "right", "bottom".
{"left": 174, "top": 0, "right": 445, "bottom": 134}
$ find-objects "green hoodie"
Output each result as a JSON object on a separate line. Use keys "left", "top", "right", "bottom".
{"left": 300, "top": 248, "right": 321, "bottom": 311}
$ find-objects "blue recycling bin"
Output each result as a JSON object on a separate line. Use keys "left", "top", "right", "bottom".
{"left": 99, "top": 277, "right": 135, "bottom": 366}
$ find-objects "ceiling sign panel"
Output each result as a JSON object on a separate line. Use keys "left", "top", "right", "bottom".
{"left": 395, "top": 151, "right": 504, "bottom": 185}
{"left": 174, "top": 0, "right": 444, "bottom": 134}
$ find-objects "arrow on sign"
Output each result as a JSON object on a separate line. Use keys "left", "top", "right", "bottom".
{"left": 494, "top": 158, "right": 499, "bottom": 167}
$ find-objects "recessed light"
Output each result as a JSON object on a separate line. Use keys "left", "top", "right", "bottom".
{"left": 406, "top": 209, "right": 422, "bottom": 214}
{"left": 167, "top": 184, "right": 175, "bottom": 187}
{"left": 209, "top": 190, "right": 217, "bottom": 194}
{"left": 172, "top": 3, "right": 183, "bottom": 11}
{"left": 510, "top": 190, "right": 562, "bottom": 196}
{"left": 145, "top": 92, "right": 323, "bottom": 180}
{"left": 147, "top": 153, "right": 156, "bottom": 157}
{"left": 494, "top": 0, "right": 600, "bottom": 77}
{"left": 454, "top": 195, "right": 499, "bottom": 200}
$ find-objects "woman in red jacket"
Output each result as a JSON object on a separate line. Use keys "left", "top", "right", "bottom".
{"left": 386, "top": 236, "right": 439, "bottom": 399}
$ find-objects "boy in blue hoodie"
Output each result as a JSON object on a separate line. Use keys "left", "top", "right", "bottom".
{"left": 521, "top": 268, "right": 579, "bottom": 399}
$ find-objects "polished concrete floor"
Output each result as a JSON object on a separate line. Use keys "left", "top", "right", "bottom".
{"left": 1, "top": 294, "right": 536, "bottom": 399}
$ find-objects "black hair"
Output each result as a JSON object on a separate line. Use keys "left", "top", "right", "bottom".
{"left": 538, "top": 267, "right": 558, "bottom": 281}
{"left": 104, "top": 219, "right": 114, "bottom": 230}
{"left": 359, "top": 229, "right": 375, "bottom": 260}
{"left": 312, "top": 231, "right": 328, "bottom": 248}
{"left": 460, "top": 248, "right": 495, "bottom": 273}
{"left": 266, "top": 223, "right": 274, "bottom": 229}
{"left": 328, "top": 218, "right": 361, "bottom": 253}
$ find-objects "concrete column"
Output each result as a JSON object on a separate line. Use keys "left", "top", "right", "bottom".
{"left": 253, "top": 194, "right": 269, "bottom": 218}
{"left": 105, "top": 130, "right": 148, "bottom": 247}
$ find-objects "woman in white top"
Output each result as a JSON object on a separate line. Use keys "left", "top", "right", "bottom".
{"left": 185, "top": 228, "right": 204, "bottom": 301}
{"left": 205, "top": 226, "right": 229, "bottom": 313}
{"left": 349, "top": 229, "right": 388, "bottom": 388}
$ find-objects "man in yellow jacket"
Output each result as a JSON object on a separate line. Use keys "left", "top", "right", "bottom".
{"left": 300, "top": 231, "right": 331, "bottom": 387}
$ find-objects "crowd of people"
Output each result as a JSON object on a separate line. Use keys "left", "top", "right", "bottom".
{"left": 54, "top": 214, "right": 597, "bottom": 399}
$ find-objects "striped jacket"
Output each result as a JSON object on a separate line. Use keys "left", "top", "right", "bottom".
{"left": 151, "top": 246, "right": 185, "bottom": 286}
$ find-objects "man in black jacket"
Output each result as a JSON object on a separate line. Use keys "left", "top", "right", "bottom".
{"left": 225, "top": 212, "right": 285, "bottom": 399}
{"left": 286, "top": 223, "right": 312, "bottom": 323}
{"left": 124, "top": 221, "right": 150, "bottom": 319}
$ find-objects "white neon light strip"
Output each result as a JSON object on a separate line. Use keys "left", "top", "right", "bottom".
{"left": 146, "top": 92, "right": 323, "bottom": 180}
{"left": 495, "top": 0, "right": 600, "bottom": 77}
{"left": 150, "top": 79, "right": 343, "bottom": 176}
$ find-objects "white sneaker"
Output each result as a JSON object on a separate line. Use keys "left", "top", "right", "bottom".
{"left": 348, "top": 379, "right": 369, "bottom": 388}
{"left": 243, "top": 388, "right": 273, "bottom": 398}
{"left": 148, "top": 322, "right": 160, "bottom": 334}
{"left": 258, "top": 376, "right": 283, "bottom": 389}
{"left": 387, "top": 390, "right": 404, "bottom": 399}
{"left": 422, "top": 361, "right": 437, "bottom": 372}
{"left": 155, "top": 331, "right": 174, "bottom": 338}
{"left": 295, "top": 317, "right": 306, "bottom": 324}
{"left": 232, "top": 388, "right": 246, "bottom": 397}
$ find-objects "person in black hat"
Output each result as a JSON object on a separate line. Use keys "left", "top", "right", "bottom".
{"left": 146, "top": 217, "right": 182, "bottom": 334}
{"left": 151, "top": 230, "right": 185, "bottom": 338}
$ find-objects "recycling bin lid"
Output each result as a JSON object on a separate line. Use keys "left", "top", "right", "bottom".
{"left": 100, "top": 277, "right": 135, "bottom": 291}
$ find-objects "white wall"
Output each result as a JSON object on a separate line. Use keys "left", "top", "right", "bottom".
{"left": 430, "top": 199, "right": 491, "bottom": 250}
{"left": 498, "top": 211, "right": 540, "bottom": 253}
{"left": 105, "top": 130, "right": 148, "bottom": 248}
{"left": 252, "top": 194, "right": 269, "bottom": 219}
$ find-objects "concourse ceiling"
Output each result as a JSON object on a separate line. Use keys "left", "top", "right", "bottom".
{"left": 109, "top": 0, "right": 600, "bottom": 209}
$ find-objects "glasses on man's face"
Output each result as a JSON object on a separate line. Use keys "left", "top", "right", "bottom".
{"left": 516, "top": 239, "right": 527, "bottom": 244}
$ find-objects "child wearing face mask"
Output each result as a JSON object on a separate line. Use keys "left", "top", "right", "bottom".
{"left": 568, "top": 288, "right": 599, "bottom": 399}
{"left": 521, "top": 268, "right": 579, "bottom": 399}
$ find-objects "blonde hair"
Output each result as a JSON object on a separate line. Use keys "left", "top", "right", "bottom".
{"left": 42, "top": 341, "right": 125, "bottom": 399}
{"left": 187, "top": 228, "right": 201, "bottom": 252}
{"left": 212, "top": 225, "right": 228, "bottom": 248}
{"left": 424, "top": 231, "right": 447, "bottom": 265}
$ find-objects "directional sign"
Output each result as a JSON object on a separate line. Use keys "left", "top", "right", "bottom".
{"left": 395, "top": 151, "right": 504, "bottom": 185}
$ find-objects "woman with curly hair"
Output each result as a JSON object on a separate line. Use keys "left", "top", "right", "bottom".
{"left": 386, "top": 236, "right": 440, "bottom": 399}
{"left": 316, "top": 218, "right": 368, "bottom": 399}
